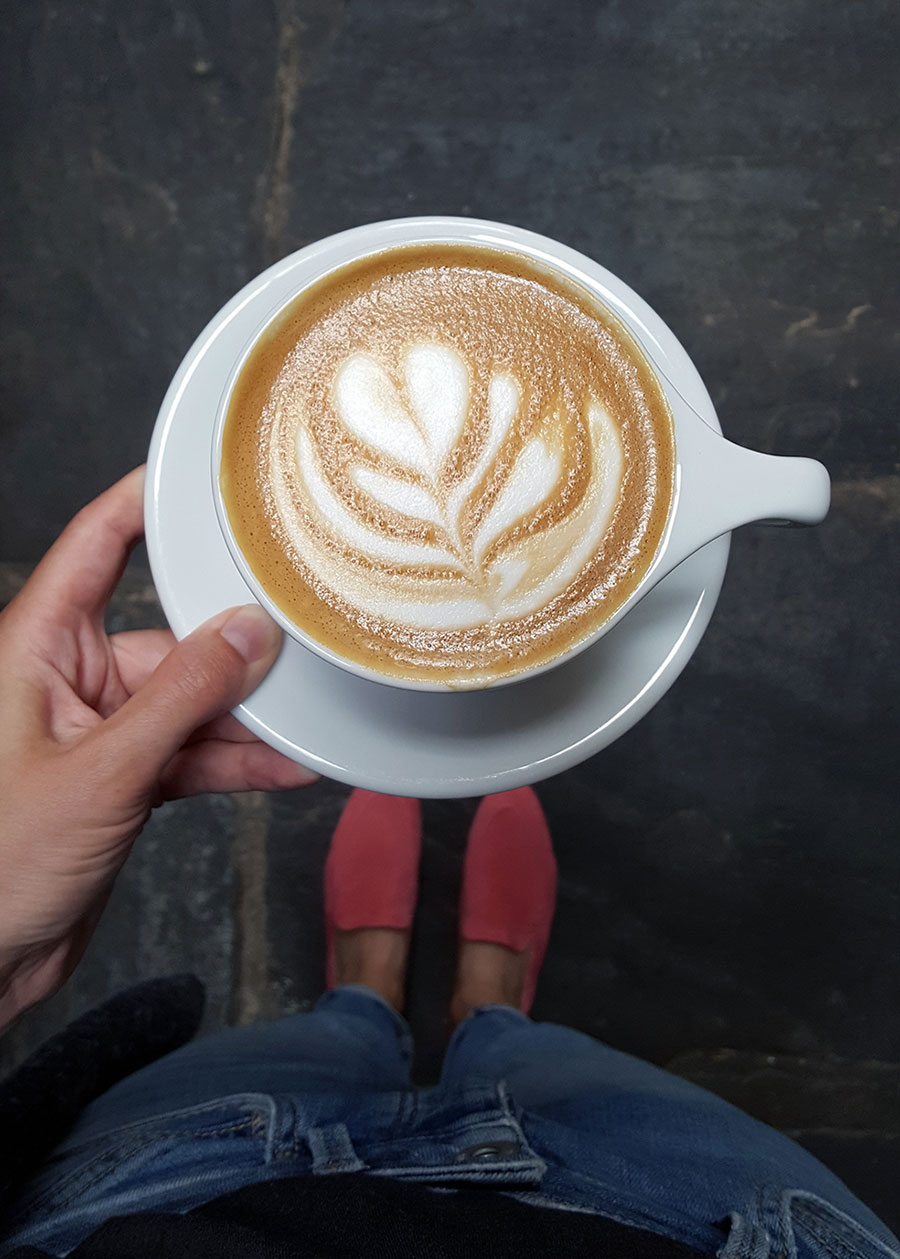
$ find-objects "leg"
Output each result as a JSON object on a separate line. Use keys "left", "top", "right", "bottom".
{"left": 451, "top": 787, "right": 557, "bottom": 1023}
{"left": 74, "top": 789, "right": 424, "bottom": 1138}
{"left": 442, "top": 1005, "right": 896, "bottom": 1247}
{"left": 71, "top": 985, "right": 412, "bottom": 1139}
{"left": 0, "top": 793, "right": 426, "bottom": 1258}
{"left": 443, "top": 792, "right": 896, "bottom": 1247}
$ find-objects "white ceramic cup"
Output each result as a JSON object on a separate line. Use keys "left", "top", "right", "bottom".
{"left": 211, "top": 216, "right": 830, "bottom": 691}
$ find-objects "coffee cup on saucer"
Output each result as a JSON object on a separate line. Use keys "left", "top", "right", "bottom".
{"left": 145, "top": 218, "right": 802, "bottom": 793}
{"left": 210, "top": 217, "right": 829, "bottom": 693}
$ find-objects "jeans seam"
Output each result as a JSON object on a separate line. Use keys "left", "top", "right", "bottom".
{"left": 15, "top": 1143, "right": 148, "bottom": 1218}
{"left": 510, "top": 1187, "right": 711, "bottom": 1244}
{"left": 13, "top": 1118, "right": 257, "bottom": 1218}
{"left": 524, "top": 1153, "right": 721, "bottom": 1252}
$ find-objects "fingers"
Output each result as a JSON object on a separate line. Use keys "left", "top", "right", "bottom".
{"left": 111, "top": 629, "right": 276, "bottom": 742}
{"left": 14, "top": 467, "right": 147, "bottom": 625}
{"left": 110, "top": 629, "right": 177, "bottom": 694}
{"left": 161, "top": 739, "right": 318, "bottom": 799}
{"left": 95, "top": 604, "right": 284, "bottom": 794}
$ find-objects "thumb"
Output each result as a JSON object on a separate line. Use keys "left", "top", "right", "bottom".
{"left": 99, "top": 604, "right": 282, "bottom": 788}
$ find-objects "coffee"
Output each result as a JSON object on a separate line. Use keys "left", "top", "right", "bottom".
{"left": 220, "top": 244, "right": 675, "bottom": 687}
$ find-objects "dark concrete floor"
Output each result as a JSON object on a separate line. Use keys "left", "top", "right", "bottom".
{"left": 2, "top": 0, "right": 898, "bottom": 1232}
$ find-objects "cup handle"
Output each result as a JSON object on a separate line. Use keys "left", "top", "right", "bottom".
{"left": 656, "top": 412, "right": 831, "bottom": 576}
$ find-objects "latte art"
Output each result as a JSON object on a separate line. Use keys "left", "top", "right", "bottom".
{"left": 221, "top": 245, "right": 675, "bottom": 686}
{"left": 273, "top": 343, "right": 623, "bottom": 630}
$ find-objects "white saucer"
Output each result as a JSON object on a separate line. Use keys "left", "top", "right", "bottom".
{"left": 146, "top": 225, "right": 730, "bottom": 798}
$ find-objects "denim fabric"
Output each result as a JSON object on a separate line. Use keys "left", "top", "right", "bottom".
{"left": 2, "top": 988, "right": 897, "bottom": 1259}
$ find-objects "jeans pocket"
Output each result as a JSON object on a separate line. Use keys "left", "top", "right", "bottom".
{"left": 721, "top": 1188, "right": 900, "bottom": 1259}
{"left": 788, "top": 1192, "right": 900, "bottom": 1259}
{"left": 4, "top": 1094, "right": 275, "bottom": 1233}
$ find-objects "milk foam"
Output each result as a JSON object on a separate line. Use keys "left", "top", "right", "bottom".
{"left": 269, "top": 343, "right": 624, "bottom": 630}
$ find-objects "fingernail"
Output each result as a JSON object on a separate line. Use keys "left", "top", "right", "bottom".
{"left": 220, "top": 605, "right": 281, "bottom": 663}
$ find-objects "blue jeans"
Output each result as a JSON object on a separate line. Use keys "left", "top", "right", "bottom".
{"left": 2, "top": 988, "right": 897, "bottom": 1259}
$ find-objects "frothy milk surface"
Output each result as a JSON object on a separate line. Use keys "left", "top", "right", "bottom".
{"left": 221, "top": 245, "right": 675, "bottom": 686}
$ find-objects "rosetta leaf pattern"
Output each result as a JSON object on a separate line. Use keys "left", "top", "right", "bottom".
{"left": 330, "top": 344, "right": 555, "bottom": 596}
{"left": 286, "top": 340, "right": 623, "bottom": 629}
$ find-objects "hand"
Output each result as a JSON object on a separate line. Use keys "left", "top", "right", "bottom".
{"left": 0, "top": 467, "right": 318, "bottom": 1031}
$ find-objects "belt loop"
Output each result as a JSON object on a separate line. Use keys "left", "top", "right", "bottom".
{"left": 308, "top": 1123, "right": 366, "bottom": 1175}
{"left": 496, "top": 1078, "right": 519, "bottom": 1118}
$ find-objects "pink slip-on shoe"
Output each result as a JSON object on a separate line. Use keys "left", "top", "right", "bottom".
{"left": 459, "top": 787, "right": 557, "bottom": 1015}
{"left": 324, "top": 789, "right": 422, "bottom": 990}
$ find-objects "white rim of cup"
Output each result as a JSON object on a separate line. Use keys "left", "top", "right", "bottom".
{"left": 210, "top": 216, "right": 683, "bottom": 693}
